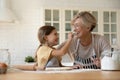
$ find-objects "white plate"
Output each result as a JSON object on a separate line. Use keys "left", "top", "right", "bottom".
{"left": 45, "top": 67, "right": 73, "bottom": 71}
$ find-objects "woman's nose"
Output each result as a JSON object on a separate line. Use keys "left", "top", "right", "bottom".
{"left": 73, "top": 28, "right": 77, "bottom": 32}
{"left": 72, "top": 27, "right": 76, "bottom": 32}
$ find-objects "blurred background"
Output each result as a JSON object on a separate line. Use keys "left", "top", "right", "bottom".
{"left": 0, "top": 0, "right": 120, "bottom": 65}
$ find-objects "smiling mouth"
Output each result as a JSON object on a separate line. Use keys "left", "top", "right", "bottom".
{"left": 55, "top": 39, "right": 58, "bottom": 42}
{"left": 73, "top": 32, "right": 79, "bottom": 35}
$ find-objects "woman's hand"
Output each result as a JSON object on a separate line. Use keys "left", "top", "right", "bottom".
{"left": 91, "top": 57, "right": 101, "bottom": 68}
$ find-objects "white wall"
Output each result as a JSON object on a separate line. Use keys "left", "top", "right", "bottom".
{"left": 40, "top": 0, "right": 120, "bottom": 9}
{"left": 0, "top": 0, "right": 120, "bottom": 64}
{"left": 0, "top": 0, "right": 43, "bottom": 64}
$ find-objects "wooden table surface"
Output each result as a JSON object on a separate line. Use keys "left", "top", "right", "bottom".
{"left": 0, "top": 69, "right": 120, "bottom": 80}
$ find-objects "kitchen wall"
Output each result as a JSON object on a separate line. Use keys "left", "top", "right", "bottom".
{"left": 0, "top": 0, "right": 120, "bottom": 64}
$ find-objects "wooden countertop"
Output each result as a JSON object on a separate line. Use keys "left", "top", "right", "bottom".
{"left": 0, "top": 69, "right": 120, "bottom": 80}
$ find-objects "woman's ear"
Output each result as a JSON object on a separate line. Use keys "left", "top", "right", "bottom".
{"left": 87, "top": 27, "right": 91, "bottom": 31}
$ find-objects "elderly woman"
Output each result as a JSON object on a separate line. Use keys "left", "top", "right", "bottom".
{"left": 58, "top": 11, "right": 111, "bottom": 69}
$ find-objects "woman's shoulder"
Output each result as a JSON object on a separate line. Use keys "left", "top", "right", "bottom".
{"left": 92, "top": 33, "right": 109, "bottom": 43}
{"left": 92, "top": 34, "right": 105, "bottom": 39}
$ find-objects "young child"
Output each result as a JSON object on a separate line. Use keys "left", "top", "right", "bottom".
{"left": 35, "top": 25, "right": 73, "bottom": 70}
{"left": 13, "top": 25, "right": 73, "bottom": 70}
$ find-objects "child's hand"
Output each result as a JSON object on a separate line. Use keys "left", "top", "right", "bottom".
{"left": 67, "top": 32, "right": 74, "bottom": 40}
{"left": 71, "top": 64, "right": 83, "bottom": 69}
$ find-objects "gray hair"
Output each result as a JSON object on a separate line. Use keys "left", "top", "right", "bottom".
{"left": 71, "top": 11, "right": 97, "bottom": 31}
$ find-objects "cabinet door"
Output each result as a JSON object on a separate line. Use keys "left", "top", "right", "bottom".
{"left": 64, "top": 10, "right": 79, "bottom": 39}
{"left": 103, "top": 11, "right": 117, "bottom": 46}
{"left": 45, "top": 9, "right": 60, "bottom": 31}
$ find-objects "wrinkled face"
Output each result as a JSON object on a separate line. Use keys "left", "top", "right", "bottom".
{"left": 72, "top": 18, "right": 90, "bottom": 38}
{"left": 45, "top": 29, "right": 59, "bottom": 46}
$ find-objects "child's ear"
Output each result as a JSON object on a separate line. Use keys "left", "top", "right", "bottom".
{"left": 44, "top": 36, "right": 48, "bottom": 41}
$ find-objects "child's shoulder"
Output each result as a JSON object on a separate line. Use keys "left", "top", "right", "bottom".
{"left": 37, "top": 45, "right": 53, "bottom": 54}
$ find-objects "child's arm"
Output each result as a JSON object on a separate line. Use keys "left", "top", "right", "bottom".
{"left": 52, "top": 32, "right": 73, "bottom": 56}
{"left": 13, "top": 64, "right": 35, "bottom": 71}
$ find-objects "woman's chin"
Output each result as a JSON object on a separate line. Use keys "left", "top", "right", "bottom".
{"left": 76, "top": 35, "right": 81, "bottom": 38}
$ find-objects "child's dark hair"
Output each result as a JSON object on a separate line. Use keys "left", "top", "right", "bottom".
{"left": 34, "top": 25, "right": 56, "bottom": 62}
{"left": 38, "top": 25, "right": 56, "bottom": 44}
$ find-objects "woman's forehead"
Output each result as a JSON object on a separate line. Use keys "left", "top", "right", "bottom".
{"left": 74, "top": 18, "right": 83, "bottom": 25}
